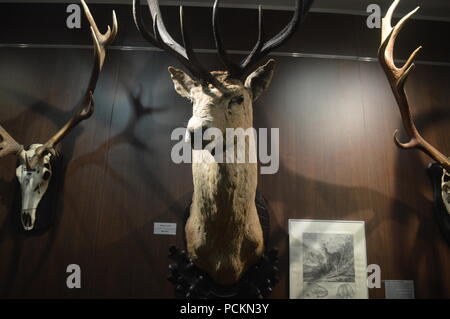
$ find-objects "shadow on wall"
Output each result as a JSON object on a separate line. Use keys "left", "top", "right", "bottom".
{"left": 0, "top": 88, "right": 86, "bottom": 296}
{"left": 391, "top": 105, "right": 450, "bottom": 298}
{"left": 1, "top": 50, "right": 449, "bottom": 297}
{"left": 108, "top": 99, "right": 450, "bottom": 298}
{"left": 66, "top": 84, "right": 165, "bottom": 187}
{"left": 253, "top": 102, "right": 450, "bottom": 298}
{"left": 0, "top": 50, "right": 189, "bottom": 298}
{"left": 0, "top": 74, "right": 175, "bottom": 296}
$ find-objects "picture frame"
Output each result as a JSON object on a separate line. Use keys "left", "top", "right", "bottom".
{"left": 289, "top": 219, "right": 368, "bottom": 299}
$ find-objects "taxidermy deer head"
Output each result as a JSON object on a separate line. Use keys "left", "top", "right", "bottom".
{"left": 378, "top": 0, "right": 450, "bottom": 216}
{"left": 134, "top": 0, "right": 313, "bottom": 284}
{"left": 0, "top": 0, "right": 117, "bottom": 230}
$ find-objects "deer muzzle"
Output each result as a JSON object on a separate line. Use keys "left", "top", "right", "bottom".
{"left": 16, "top": 144, "right": 53, "bottom": 231}
{"left": 185, "top": 117, "right": 213, "bottom": 149}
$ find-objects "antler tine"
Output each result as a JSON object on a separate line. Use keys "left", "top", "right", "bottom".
{"left": 254, "top": 0, "right": 302, "bottom": 54}
{"left": 379, "top": 1, "right": 421, "bottom": 79}
{"left": 30, "top": 1, "right": 116, "bottom": 167}
{"left": 42, "top": 28, "right": 101, "bottom": 151}
{"left": 179, "top": 6, "right": 219, "bottom": 85}
{"left": 133, "top": 0, "right": 160, "bottom": 48}
{"left": 381, "top": 0, "right": 398, "bottom": 46}
{"left": 81, "top": 0, "right": 118, "bottom": 69}
{"left": 212, "top": 0, "right": 241, "bottom": 78}
{"left": 147, "top": 0, "right": 186, "bottom": 57}
{"left": 241, "top": 0, "right": 313, "bottom": 76}
{"left": 238, "top": 5, "right": 264, "bottom": 77}
{"left": 379, "top": 0, "right": 450, "bottom": 171}
{"left": 213, "top": 0, "right": 313, "bottom": 79}
{"left": 0, "top": 125, "right": 23, "bottom": 159}
{"left": 134, "top": 0, "right": 215, "bottom": 84}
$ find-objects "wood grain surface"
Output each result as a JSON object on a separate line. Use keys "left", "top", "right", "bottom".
{"left": 0, "top": 3, "right": 449, "bottom": 298}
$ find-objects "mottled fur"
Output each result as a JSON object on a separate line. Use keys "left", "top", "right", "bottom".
{"left": 169, "top": 60, "right": 275, "bottom": 285}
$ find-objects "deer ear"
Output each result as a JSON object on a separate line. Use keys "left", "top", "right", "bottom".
{"left": 168, "top": 67, "right": 197, "bottom": 100}
{"left": 244, "top": 59, "right": 275, "bottom": 101}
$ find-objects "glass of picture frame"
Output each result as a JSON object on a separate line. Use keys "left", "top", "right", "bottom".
{"left": 289, "top": 219, "right": 368, "bottom": 299}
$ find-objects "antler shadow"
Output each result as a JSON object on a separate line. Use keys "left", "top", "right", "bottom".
{"left": 66, "top": 83, "right": 167, "bottom": 191}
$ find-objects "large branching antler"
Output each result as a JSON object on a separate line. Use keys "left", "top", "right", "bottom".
{"left": 133, "top": 0, "right": 313, "bottom": 82}
{"left": 0, "top": 125, "right": 23, "bottom": 158}
{"left": 133, "top": 0, "right": 217, "bottom": 85}
{"left": 30, "top": 0, "right": 118, "bottom": 168}
{"left": 213, "top": 0, "right": 313, "bottom": 79}
{"left": 378, "top": 0, "right": 450, "bottom": 171}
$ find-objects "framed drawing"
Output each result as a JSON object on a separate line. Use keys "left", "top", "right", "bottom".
{"left": 289, "top": 219, "right": 368, "bottom": 299}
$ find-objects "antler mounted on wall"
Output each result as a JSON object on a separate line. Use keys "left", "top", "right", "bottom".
{"left": 0, "top": 0, "right": 117, "bottom": 231}
{"left": 134, "top": 0, "right": 313, "bottom": 297}
{"left": 213, "top": 0, "right": 312, "bottom": 79}
{"left": 133, "top": 0, "right": 313, "bottom": 82}
{"left": 378, "top": 0, "right": 450, "bottom": 171}
{"left": 379, "top": 0, "right": 450, "bottom": 244}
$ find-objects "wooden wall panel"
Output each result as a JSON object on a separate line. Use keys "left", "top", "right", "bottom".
{"left": 0, "top": 3, "right": 449, "bottom": 299}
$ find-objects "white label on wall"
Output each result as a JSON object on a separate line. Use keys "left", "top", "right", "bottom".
{"left": 154, "top": 222, "right": 177, "bottom": 235}
{"left": 385, "top": 280, "right": 415, "bottom": 299}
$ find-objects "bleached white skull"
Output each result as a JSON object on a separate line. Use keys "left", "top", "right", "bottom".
{"left": 16, "top": 144, "right": 53, "bottom": 230}
{"left": 0, "top": 1, "right": 116, "bottom": 230}
{"left": 441, "top": 169, "right": 450, "bottom": 215}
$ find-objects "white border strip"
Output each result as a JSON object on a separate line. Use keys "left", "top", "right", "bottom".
{"left": 1, "top": 43, "right": 450, "bottom": 68}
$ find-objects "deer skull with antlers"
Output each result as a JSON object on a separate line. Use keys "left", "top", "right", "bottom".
{"left": 0, "top": 0, "right": 117, "bottom": 230}
{"left": 134, "top": 0, "right": 313, "bottom": 284}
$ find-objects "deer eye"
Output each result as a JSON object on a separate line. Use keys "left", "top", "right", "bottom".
{"left": 229, "top": 95, "right": 244, "bottom": 108}
{"left": 42, "top": 171, "right": 51, "bottom": 181}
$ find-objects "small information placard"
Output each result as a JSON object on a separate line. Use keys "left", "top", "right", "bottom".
{"left": 154, "top": 222, "right": 177, "bottom": 235}
{"left": 385, "top": 280, "right": 415, "bottom": 299}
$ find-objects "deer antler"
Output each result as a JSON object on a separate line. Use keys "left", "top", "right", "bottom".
{"left": 81, "top": 0, "right": 118, "bottom": 54}
{"left": 378, "top": 0, "right": 450, "bottom": 171}
{"left": 214, "top": 0, "right": 313, "bottom": 79}
{"left": 133, "top": 0, "right": 313, "bottom": 82}
{"left": 30, "top": 0, "right": 118, "bottom": 168}
{"left": 133, "top": 0, "right": 217, "bottom": 85}
{"left": 0, "top": 125, "right": 23, "bottom": 159}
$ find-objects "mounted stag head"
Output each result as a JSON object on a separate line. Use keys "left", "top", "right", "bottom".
{"left": 379, "top": 0, "right": 450, "bottom": 211}
{"left": 0, "top": 0, "right": 117, "bottom": 230}
{"left": 134, "top": 0, "right": 313, "bottom": 284}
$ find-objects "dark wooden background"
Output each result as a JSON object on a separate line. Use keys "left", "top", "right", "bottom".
{"left": 0, "top": 3, "right": 449, "bottom": 298}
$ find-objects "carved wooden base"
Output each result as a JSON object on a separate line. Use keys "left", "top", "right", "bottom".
{"left": 12, "top": 154, "right": 62, "bottom": 233}
{"left": 167, "top": 246, "right": 279, "bottom": 299}
{"left": 427, "top": 163, "right": 450, "bottom": 246}
{"left": 168, "top": 190, "right": 279, "bottom": 298}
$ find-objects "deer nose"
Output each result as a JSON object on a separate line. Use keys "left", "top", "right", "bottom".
{"left": 186, "top": 126, "right": 210, "bottom": 149}
{"left": 185, "top": 117, "right": 212, "bottom": 148}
